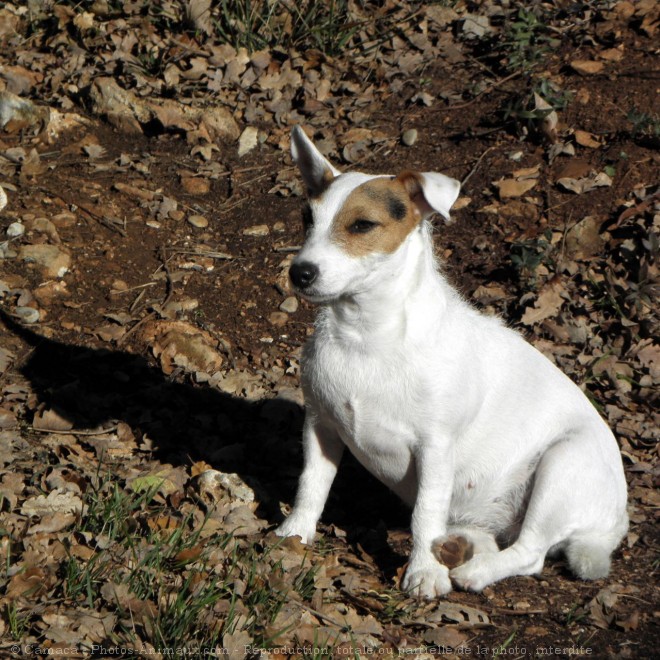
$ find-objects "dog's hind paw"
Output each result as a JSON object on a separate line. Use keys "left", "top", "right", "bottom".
{"left": 401, "top": 561, "right": 452, "bottom": 599}
{"left": 432, "top": 535, "right": 474, "bottom": 569}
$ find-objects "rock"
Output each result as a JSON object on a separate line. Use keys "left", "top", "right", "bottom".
{"left": 238, "top": 126, "right": 259, "bottom": 157}
{"left": 14, "top": 306, "right": 40, "bottom": 323}
{"left": 18, "top": 244, "right": 71, "bottom": 278}
{"left": 6, "top": 222, "right": 24, "bottom": 238}
{"left": 401, "top": 128, "right": 418, "bottom": 146}
{"left": 24, "top": 217, "right": 60, "bottom": 243}
{"left": 51, "top": 211, "right": 77, "bottom": 229}
{"left": 243, "top": 224, "right": 269, "bottom": 237}
{"left": 0, "top": 90, "right": 48, "bottom": 131}
{"left": 279, "top": 296, "right": 298, "bottom": 314}
{"left": 181, "top": 177, "right": 210, "bottom": 195}
{"left": 33, "top": 281, "right": 69, "bottom": 306}
{"left": 89, "top": 77, "right": 148, "bottom": 133}
{"left": 187, "top": 214, "right": 209, "bottom": 229}
{"left": 269, "top": 311, "right": 288, "bottom": 327}
{"left": 89, "top": 78, "right": 240, "bottom": 140}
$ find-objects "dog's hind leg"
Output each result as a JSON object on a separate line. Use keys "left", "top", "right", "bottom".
{"left": 450, "top": 430, "right": 627, "bottom": 592}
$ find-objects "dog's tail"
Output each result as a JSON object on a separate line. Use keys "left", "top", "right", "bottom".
{"left": 566, "top": 514, "right": 628, "bottom": 580}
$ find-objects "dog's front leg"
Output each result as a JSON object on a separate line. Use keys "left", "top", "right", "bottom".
{"left": 401, "top": 440, "right": 454, "bottom": 599}
{"left": 275, "top": 414, "right": 344, "bottom": 544}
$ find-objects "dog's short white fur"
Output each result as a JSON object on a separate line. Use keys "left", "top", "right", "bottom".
{"left": 276, "top": 126, "right": 628, "bottom": 598}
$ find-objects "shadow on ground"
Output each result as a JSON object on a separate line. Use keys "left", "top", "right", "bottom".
{"left": 1, "top": 309, "right": 410, "bottom": 574}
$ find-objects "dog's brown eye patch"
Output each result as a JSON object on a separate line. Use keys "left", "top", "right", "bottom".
{"left": 387, "top": 194, "right": 407, "bottom": 221}
{"left": 331, "top": 177, "right": 422, "bottom": 257}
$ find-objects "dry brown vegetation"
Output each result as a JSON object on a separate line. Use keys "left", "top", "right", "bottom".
{"left": 0, "top": 1, "right": 658, "bottom": 658}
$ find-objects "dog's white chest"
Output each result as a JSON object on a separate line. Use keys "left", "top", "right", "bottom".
{"left": 304, "top": 335, "right": 419, "bottom": 501}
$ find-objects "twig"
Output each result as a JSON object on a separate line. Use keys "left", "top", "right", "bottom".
{"left": 31, "top": 424, "right": 119, "bottom": 436}
{"left": 444, "top": 71, "right": 522, "bottom": 111}
{"left": 297, "top": 601, "right": 346, "bottom": 629}
{"left": 493, "top": 608, "right": 548, "bottom": 616}
{"left": 461, "top": 146, "right": 498, "bottom": 187}
{"left": 118, "top": 247, "right": 175, "bottom": 346}
{"left": 38, "top": 186, "right": 127, "bottom": 237}
{"left": 168, "top": 248, "right": 235, "bottom": 260}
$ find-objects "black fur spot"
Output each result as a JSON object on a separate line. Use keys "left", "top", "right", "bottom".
{"left": 387, "top": 194, "right": 407, "bottom": 221}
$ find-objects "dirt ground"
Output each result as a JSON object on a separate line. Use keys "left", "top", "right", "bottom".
{"left": 0, "top": 2, "right": 658, "bottom": 658}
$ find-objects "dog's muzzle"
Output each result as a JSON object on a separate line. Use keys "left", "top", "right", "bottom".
{"left": 289, "top": 261, "right": 319, "bottom": 290}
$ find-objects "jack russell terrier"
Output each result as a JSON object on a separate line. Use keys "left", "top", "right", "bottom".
{"left": 276, "top": 126, "right": 628, "bottom": 599}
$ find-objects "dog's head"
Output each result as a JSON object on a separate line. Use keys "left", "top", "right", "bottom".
{"left": 288, "top": 126, "right": 460, "bottom": 303}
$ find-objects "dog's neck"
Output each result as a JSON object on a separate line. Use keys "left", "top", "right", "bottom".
{"left": 318, "top": 224, "right": 453, "bottom": 347}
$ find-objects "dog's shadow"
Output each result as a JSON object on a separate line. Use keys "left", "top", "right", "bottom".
{"left": 2, "top": 311, "right": 408, "bottom": 576}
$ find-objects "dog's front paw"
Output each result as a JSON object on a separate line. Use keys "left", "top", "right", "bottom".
{"left": 401, "top": 560, "right": 452, "bottom": 599}
{"left": 450, "top": 555, "right": 495, "bottom": 592}
{"left": 274, "top": 517, "right": 316, "bottom": 545}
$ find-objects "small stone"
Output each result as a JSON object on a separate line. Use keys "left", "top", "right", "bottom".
{"left": 269, "top": 311, "right": 288, "bottom": 327}
{"left": 238, "top": 126, "right": 259, "bottom": 157}
{"left": 14, "top": 306, "right": 40, "bottom": 323}
{"left": 51, "top": 211, "right": 77, "bottom": 228}
{"left": 181, "top": 177, "right": 210, "bottom": 195}
{"left": 169, "top": 209, "right": 185, "bottom": 221}
{"left": 402, "top": 128, "right": 418, "bottom": 146}
{"left": 18, "top": 244, "right": 71, "bottom": 278}
{"left": 272, "top": 221, "right": 285, "bottom": 233}
{"left": 187, "top": 214, "right": 209, "bottom": 229}
{"left": 279, "top": 296, "right": 298, "bottom": 314}
{"left": 243, "top": 224, "right": 269, "bottom": 237}
{"left": 6, "top": 222, "right": 24, "bottom": 237}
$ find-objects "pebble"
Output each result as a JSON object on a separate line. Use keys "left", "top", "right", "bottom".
{"left": 6, "top": 222, "right": 25, "bottom": 238}
{"left": 243, "top": 224, "right": 269, "bottom": 237}
{"left": 269, "top": 311, "right": 288, "bottom": 327}
{"left": 402, "top": 128, "right": 418, "bottom": 146}
{"left": 238, "top": 126, "right": 259, "bottom": 157}
{"left": 187, "top": 214, "right": 209, "bottom": 229}
{"left": 14, "top": 306, "right": 40, "bottom": 323}
{"left": 181, "top": 177, "right": 210, "bottom": 195}
{"left": 279, "top": 296, "right": 298, "bottom": 314}
{"left": 18, "top": 244, "right": 71, "bottom": 278}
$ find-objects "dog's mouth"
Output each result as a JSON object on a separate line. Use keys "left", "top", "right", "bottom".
{"left": 294, "top": 289, "right": 337, "bottom": 304}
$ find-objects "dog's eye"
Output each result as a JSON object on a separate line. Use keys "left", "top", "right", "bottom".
{"left": 348, "top": 219, "right": 378, "bottom": 234}
{"left": 302, "top": 205, "right": 313, "bottom": 233}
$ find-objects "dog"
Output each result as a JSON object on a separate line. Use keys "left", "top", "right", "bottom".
{"left": 275, "top": 126, "right": 628, "bottom": 599}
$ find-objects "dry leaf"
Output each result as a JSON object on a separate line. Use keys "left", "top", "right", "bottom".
{"left": 33, "top": 407, "right": 74, "bottom": 432}
{"left": 495, "top": 178, "right": 537, "bottom": 199}
{"left": 521, "top": 279, "right": 565, "bottom": 325}
{"left": 574, "top": 130, "right": 602, "bottom": 148}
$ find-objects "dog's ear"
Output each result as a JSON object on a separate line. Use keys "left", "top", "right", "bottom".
{"left": 291, "top": 126, "right": 340, "bottom": 197}
{"left": 397, "top": 171, "right": 461, "bottom": 223}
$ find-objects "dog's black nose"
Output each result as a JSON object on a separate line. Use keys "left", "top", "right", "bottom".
{"left": 289, "top": 261, "right": 319, "bottom": 289}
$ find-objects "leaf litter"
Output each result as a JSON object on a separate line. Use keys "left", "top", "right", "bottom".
{"left": 0, "top": 0, "right": 658, "bottom": 656}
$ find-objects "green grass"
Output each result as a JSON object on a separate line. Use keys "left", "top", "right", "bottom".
{"left": 2, "top": 461, "right": 317, "bottom": 651}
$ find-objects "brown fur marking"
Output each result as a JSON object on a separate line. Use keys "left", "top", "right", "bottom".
{"left": 331, "top": 177, "right": 421, "bottom": 257}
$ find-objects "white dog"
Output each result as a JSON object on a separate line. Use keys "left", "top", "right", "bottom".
{"left": 276, "top": 126, "right": 628, "bottom": 598}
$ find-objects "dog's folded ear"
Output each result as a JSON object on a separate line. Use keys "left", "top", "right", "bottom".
{"left": 397, "top": 171, "right": 461, "bottom": 223}
{"left": 291, "top": 125, "right": 341, "bottom": 197}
